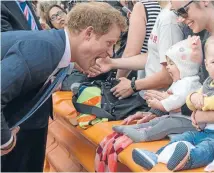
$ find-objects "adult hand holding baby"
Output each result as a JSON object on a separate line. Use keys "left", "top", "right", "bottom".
{"left": 190, "top": 92, "right": 205, "bottom": 110}
{"left": 191, "top": 111, "right": 206, "bottom": 131}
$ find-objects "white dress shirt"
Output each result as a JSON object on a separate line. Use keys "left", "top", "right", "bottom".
{"left": 46, "top": 29, "right": 73, "bottom": 84}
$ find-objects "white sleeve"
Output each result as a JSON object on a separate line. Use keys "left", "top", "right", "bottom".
{"left": 161, "top": 80, "right": 192, "bottom": 112}
{"left": 0, "top": 135, "right": 13, "bottom": 149}
{"left": 158, "top": 24, "right": 184, "bottom": 64}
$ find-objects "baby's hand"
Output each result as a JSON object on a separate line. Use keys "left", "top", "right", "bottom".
{"left": 144, "top": 90, "right": 171, "bottom": 101}
{"left": 147, "top": 98, "right": 162, "bottom": 110}
{"left": 190, "top": 92, "right": 205, "bottom": 110}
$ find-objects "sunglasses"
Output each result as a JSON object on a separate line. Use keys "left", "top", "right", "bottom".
{"left": 50, "top": 11, "right": 65, "bottom": 22}
{"left": 172, "top": 0, "right": 194, "bottom": 18}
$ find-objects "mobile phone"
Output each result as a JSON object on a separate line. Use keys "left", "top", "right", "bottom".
{"left": 122, "top": 6, "right": 132, "bottom": 15}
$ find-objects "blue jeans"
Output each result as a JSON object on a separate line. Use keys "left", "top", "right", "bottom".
{"left": 157, "top": 130, "right": 214, "bottom": 169}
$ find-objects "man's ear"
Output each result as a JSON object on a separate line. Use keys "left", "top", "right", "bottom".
{"left": 84, "top": 26, "right": 94, "bottom": 41}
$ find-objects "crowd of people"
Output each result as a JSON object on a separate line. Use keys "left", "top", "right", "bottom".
{"left": 1, "top": 0, "right": 214, "bottom": 172}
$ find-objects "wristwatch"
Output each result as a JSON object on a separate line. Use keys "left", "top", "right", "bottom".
{"left": 131, "top": 77, "right": 137, "bottom": 92}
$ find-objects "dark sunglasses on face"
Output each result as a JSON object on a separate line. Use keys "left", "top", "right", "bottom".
{"left": 172, "top": 0, "right": 194, "bottom": 18}
{"left": 50, "top": 10, "right": 65, "bottom": 21}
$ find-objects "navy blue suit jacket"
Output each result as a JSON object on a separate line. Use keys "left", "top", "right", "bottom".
{"left": 1, "top": 29, "right": 66, "bottom": 145}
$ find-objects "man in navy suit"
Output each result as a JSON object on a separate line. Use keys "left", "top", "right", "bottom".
{"left": 1, "top": 2, "right": 127, "bottom": 172}
{"left": 1, "top": 0, "right": 42, "bottom": 31}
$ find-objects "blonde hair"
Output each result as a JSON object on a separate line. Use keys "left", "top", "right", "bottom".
{"left": 66, "top": 2, "right": 127, "bottom": 35}
{"left": 205, "top": 36, "right": 214, "bottom": 58}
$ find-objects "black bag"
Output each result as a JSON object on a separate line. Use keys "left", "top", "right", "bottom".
{"left": 61, "top": 69, "right": 89, "bottom": 91}
{"left": 61, "top": 69, "right": 116, "bottom": 91}
{"left": 73, "top": 80, "right": 149, "bottom": 121}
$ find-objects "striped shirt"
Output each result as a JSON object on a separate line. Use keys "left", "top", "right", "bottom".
{"left": 140, "top": 0, "right": 161, "bottom": 53}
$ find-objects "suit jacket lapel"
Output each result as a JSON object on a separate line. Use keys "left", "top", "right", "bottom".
{"left": 4, "top": 1, "right": 30, "bottom": 30}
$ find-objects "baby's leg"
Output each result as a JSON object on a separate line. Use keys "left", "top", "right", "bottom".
{"left": 187, "top": 140, "right": 214, "bottom": 169}
{"left": 113, "top": 116, "right": 166, "bottom": 142}
{"left": 156, "top": 131, "right": 196, "bottom": 155}
{"left": 167, "top": 133, "right": 214, "bottom": 171}
{"left": 125, "top": 117, "right": 195, "bottom": 142}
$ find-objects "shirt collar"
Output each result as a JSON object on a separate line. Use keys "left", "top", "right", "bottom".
{"left": 57, "top": 29, "right": 71, "bottom": 69}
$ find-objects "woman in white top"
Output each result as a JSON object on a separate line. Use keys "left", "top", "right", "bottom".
{"left": 117, "top": 1, "right": 161, "bottom": 79}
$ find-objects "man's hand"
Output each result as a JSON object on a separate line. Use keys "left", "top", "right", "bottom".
{"left": 144, "top": 90, "right": 172, "bottom": 101}
{"left": 111, "top": 77, "right": 134, "bottom": 99}
{"left": 1, "top": 126, "right": 20, "bottom": 156}
{"left": 190, "top": 92, "right": 204, "bottom": 110}
{"left": 121, "top": 112, "right": 156, "bottom": 125}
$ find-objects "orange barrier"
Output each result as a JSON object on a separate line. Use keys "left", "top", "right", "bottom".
{"left": 45, "top": 91, "right": 204, "bottom": 172}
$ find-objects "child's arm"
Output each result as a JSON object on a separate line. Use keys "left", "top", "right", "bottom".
{"left": 160, "top": 79, "right": 202, "bottom": 112}
{"left": 144, "top": 90, "right": 172, "bottom": 101}
{"left": 160, "top": 92, "right": 190, "bottom": 112}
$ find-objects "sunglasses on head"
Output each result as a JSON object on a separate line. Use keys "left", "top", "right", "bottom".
{"left": 172, "top": 0, "right": 194, "bottom": 18}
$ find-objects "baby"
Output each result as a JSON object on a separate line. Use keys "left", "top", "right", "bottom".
{"left": 113, "top": 36, "right": 202, "bottom": 142}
